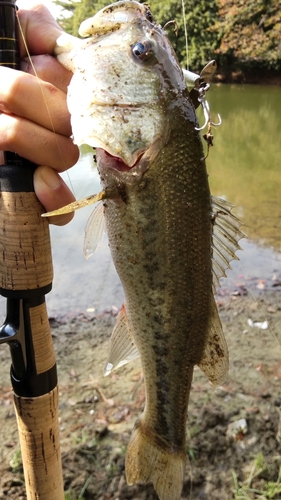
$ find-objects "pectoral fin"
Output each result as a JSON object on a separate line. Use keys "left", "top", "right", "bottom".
{"left": 104, "top": 305, "right": 140, "bottom": 376}
{"left": 198, "top": 295, "right": 228, "bottom": 385}
{"left": 83, "top": 201, "right": 106, "bottom": 260}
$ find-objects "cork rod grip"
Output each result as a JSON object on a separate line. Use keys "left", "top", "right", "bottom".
{"left": 14, "top": 387, "right": 63, "bottom": 500}
{"left": 0, "top": 188, "right": 53, "bottom": 292}
{"left": 14, "top": 300, "right": 62, "bottom": 500}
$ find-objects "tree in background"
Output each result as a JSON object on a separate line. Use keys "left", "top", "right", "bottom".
{"left": 215, "top": 0, "right": 281, "bottom": 72}
{"left": 53, "top": 0, "right": 78, "bottom": 33}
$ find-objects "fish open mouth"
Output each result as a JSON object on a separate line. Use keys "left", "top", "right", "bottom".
{"left": 96, "top": 148, "right": 142, "bottom": 172}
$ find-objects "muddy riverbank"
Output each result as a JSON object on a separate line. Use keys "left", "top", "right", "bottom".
{"left": 1, "top": 286, "right": 281, "bottom": 499}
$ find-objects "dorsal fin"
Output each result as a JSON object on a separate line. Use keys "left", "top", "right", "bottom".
{"left": 211, "top": 196, "right": 245, "bottom": 291}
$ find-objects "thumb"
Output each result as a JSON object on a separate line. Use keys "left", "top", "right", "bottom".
{"left": 34, "top": 165, "right": 75, "bottom": 226}
{"left": 17, "top": 1, "right": 63, "bottom": 57}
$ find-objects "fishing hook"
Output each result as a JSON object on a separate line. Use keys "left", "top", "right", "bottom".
{"left": 163, "top": 20, "right": 178, "bottom": 36}
{"left": 195, "top": 83, "right": 222, "bottom": 132}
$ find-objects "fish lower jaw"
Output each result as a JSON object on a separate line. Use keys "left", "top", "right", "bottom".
{"left": 96, "top": 147, "right": 142, "bottom": 172}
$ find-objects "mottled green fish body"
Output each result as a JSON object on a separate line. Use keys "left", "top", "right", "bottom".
{"left": 53, "top": 2, "right": 243, "bottom": 499}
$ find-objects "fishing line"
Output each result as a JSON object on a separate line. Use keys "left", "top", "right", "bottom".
{"left": 15, "top": 8, "right": 76, "bottom": 197}
{"left": 181, "top": 0, "right": 189, "bottom": 70}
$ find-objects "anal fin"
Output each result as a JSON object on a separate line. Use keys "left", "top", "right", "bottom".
{"left": 104, "top": 305, "right": 140, "bottom": 376}
{"left": 198, "top": 295, "right": 228, "bottom": 385}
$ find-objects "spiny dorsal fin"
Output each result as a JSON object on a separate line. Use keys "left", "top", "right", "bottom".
{"left": 211, "top": 196, "right": 245, "bottom": 292}
{"left": 104, "top": 305, "right": 140, "bottom": 376}
{"left": 198, "top": 295, "right": 228, "bottom": 385}
{"left": 83, "top": 201, "right": 106, "bottom": 260}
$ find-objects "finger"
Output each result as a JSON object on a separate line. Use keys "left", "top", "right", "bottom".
{"left": 0, "top": 113, "right": 79, "bottom": 172}
{"left": 17, "top": 1, "right": 63, "bottom": 57}
{"left": 22, "top": 54, "right": 72, "bottom": 93}
{"left": 0, "top": 67, "right": 71, "bottom": 136}
{"left": 34, "top": 166, "right": 75, "bottom": 226}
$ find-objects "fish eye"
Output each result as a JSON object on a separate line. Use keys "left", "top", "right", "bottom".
{"left": 132, "top": 41, "right": 152, "bottom": 61}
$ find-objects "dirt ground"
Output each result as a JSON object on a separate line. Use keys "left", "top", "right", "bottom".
{"left": 1, "top": 284, "right": 281, "bottom": 499}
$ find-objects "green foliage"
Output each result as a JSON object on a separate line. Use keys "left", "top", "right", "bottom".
{"left": 215, "top": 0, "right": 281, "bottom": 71}
{"left": 232, "top": 453, "right": 281, "bottom": 499}
{"left": 64, "top": 476, "right": 92, "bottom": 499}
{"left": 186, "top": 425, "right": 199, "bottom": 461}
{"left": 9, "top": 449, "right": 22, "bottom": 473}
{"left": 170, "top": 0, "right": 219, "bottom": 70}
{"left": 64, "top": 491, "right": 79, "bottom": 500}
{"left": 142, "top": 0, "right": 220, "bottom": 71}
{"left": 53, "top": 0, "right": 78, "bottom": 33}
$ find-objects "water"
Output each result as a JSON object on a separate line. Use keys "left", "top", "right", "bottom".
{"left": 47, "top": 148, "right": 123, "bottom": 316}
{"left": 206, "top": 84, "right": 281, "bottom": 249}
{"left": 205, "top": 84, "right": 281, "bottom": 294}
{"left": 0, "top": 84, "right": 280, "bottom": 318}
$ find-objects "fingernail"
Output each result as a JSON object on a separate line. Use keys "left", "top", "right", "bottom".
{"left": 40, "top": 166, "right": 62, "bottom": 190}
{"left": 20, "top": 58, "right": 29, "bottom": 73}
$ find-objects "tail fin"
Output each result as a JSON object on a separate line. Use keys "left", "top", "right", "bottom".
{"left": 125, "top": 424, "right": 185, "bottom": 500}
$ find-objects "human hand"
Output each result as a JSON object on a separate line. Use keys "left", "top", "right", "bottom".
{"left": 0, "top": 1, "right": 79, "bottom": 225}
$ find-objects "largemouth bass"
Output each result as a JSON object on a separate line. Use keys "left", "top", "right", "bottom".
{"left": 46, "top": 2, "right": 243, "bottom": 498}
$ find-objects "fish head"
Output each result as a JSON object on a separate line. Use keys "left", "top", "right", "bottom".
{"left": 58, "top": 1, "right": 192, "bottom": 173}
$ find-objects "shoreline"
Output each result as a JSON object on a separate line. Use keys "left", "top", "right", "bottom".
{"left": 214, "top": 71, "right": 281, "bottom": 86}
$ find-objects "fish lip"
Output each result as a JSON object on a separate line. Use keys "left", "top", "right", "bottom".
{"left": 96, "top": 148, "right": 143, "bottom": 172}
{"left": 79, "top": 1, "right": 150, "bottom": 37}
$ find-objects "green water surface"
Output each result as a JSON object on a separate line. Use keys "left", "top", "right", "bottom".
{"left": 206, "top": 84, "right": 281, "bottom": 250}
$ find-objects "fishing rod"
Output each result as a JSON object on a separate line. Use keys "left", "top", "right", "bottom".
{"left": 0, "top": 1, "right": 64, "bottom": 498}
